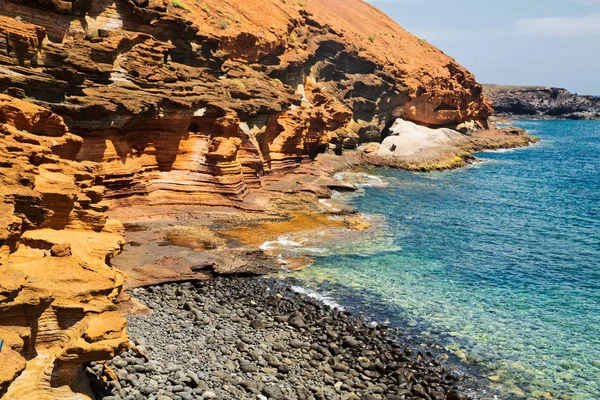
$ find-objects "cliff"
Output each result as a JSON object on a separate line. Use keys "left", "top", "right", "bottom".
{"left": 0, "top": 0, "right": 497, "bottom": 397}
{"left": 0, "top": 95, "right": 128, "bottom": 399}
{"left": 0, "top": 0, "right": 493, "bottom": 205}
{"left": 484, "top": 84, "right": 600, "bottom": 120}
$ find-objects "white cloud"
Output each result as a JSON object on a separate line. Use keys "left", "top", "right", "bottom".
{"left": 516, "top": 14, "right": 600, "bottom": 37}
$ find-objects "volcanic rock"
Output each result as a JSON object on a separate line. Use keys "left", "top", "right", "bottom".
{"left": 484, "top": 84, "right": 600, "bottom": 119}
{"left": 362, "top": 118, "right": 538, "bottom": 171}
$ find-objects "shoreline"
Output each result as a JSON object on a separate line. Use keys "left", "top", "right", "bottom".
{"left": 100, "top": 126, "right": 539, "bottom": 400}
{"left": 92, "top": 277, "right": 496, "bottom": 400}
{"left": 108, "top": 126, "right": 539, "bottom": 289}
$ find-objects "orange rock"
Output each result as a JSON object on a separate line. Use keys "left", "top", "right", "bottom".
{"left": 0, "top": 95, "right": 127, "bottom": 399}
{"left": 0, "top": 0, "right": 491, "bottom": 206}
{"left": 50, "top": 242, "right": 71, "bottom": 257}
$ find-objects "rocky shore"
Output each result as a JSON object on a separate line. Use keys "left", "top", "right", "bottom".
{"left": 89, "top": 278, "right": 490, "bottom": 400}
{"left": 483, "top": 84, "right": 600, "bottom": 120}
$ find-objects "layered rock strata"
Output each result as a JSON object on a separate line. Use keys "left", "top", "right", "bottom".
{"left": 0, "top": 95, "right": 128, "bottom": 399}
{"left": 0, "top": 0, "right": 491, "bottom": 206}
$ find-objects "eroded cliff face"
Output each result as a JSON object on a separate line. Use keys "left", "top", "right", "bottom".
{"left": 0, "top": 95, "right": 128, "bottom": 399}
{"left": 0, "top": 0, "right": 491, "bottom": 205}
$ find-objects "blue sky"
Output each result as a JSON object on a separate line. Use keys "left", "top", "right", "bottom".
{"left": 367, "top": 0, "right": 600, "bottom": 95}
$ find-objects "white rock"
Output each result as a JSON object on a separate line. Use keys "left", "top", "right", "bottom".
{"left": 378, "top": 119, "right": 464, "bottom": 157}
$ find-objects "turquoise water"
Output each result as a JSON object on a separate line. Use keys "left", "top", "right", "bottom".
{"left": 293, "top": 121, "right": 600, "bottom": 399}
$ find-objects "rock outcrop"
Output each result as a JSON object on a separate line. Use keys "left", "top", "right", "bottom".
{"left": 0, "top": 0, "right": 491, "bottom": 206}
{"left": 0, "top": 95, "right": 128, "bottom": 399}
{"left": 484, "top": 84, "right": 600, "bottom": 119}
{"left": 362, "top": 118, "right": 538, "bottom": 171}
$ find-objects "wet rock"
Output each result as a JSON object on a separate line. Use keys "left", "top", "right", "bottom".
{"left": 289, "top": 316, "right": 307, "bottom": 329}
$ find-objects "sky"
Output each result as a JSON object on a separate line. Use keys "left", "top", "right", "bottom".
{"left": 366, "top": 0, "right": 600, "bottom": 95}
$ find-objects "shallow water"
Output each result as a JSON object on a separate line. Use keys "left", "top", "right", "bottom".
{"left": 292, "top": 121, "right": 600, "bottom": 399}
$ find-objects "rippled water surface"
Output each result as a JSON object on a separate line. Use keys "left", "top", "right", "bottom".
{"left": 293, "top": 121, "right": 600, "bottom": 399}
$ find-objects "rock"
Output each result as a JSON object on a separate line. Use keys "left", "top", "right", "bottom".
{"left": 90, "top": 278, "right": 485, "bottom": 400}
{"left": 362, "top": 118, "right": 536, "bottom": 171}
{"left": 289, "top": 316, "right": 307, "bottom": 329}
{"left": 165, "top": 344, "right": 179, "bottom": 352}
{"left": 262, "top": 384, "right": 285, "bottom": 399}
{"left": 290, "top": 340, "right": 310, "bottom": 349}
{"left": 266, "top": 355, "right": 281, "bottom": 368}
{"left": 447, "top": 389, "right": 465, "bottom": 400}
{"left": 50, "top": 243, "right": 71, "bottom": 257}
{"left": 0, "top": 0, "right": 497, "bottom": 392}
{"left": 141, "top": 385, "right": 157, "bottom": 396}
{"left": 112, "top": 359, "right": 128, "bottom": 369}
{"left": 484, "top": 84, "right": 600, "bottom": 119}
{"left": 411, "top": 384, "right": 427, "bottom": 397}
{"left": 202, "top": 390, "right": 217, "bottom": 398}
{"left": 172, "top": 384, "right": 185, "bottom": 392}
{"left": 0, "top": 98, "right": 127, "bottom": 400}
{"left": 342, "top": 336, "right": 361, "bottom": 348}
{"left": 240, "top": 361, "right": 258, "bottom": 373}
{"left": 250, "top": 319, "right": 266, "bottom": 330}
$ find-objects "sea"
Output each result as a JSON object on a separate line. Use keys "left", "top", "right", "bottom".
{"left": 287, "top": 120, "right": 600, "bottom": 399}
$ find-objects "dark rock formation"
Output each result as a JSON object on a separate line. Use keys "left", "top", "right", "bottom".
{"left": 484, "top": 84, "right": 600, "bottom": 119}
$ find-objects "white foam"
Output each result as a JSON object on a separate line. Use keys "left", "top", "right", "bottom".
{"left": 480, "top": 148, "right": 516, "bottom": 154}
{"left": 260, "top": 236, "right": 305, "bottom": 250}
{"left": 279, "top": 237, "right": 304, "bottom": 247}
{"left": 302, "top": 247, "right": 327, "bottom": 254}
{"left": 259, "top": 241, "right": 277, "bottom": 251}
{"left": 333, "top": 172, "right": 389, "bottom": 188}
{"left": 291, "top": 285, "right": 345, "bottom": 310}
{"left": 260, "top": 235, "right": 327, "bottom": 254}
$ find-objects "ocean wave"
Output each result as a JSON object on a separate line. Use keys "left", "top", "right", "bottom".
{"left": 290, "top": 285, "right": 345, "bottom": 310}
{"left": 333, "top": 171, "right": 390, "bottom": 188}
{"left": 260, "top": 235, "right": 327, "bottom": 254}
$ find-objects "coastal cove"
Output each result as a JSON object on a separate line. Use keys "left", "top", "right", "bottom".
{"left": 1, "top": 1, "right": 598, "bottom": 399}
{"left": 288, "top": 120, "right": 600, "bottom": 399}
